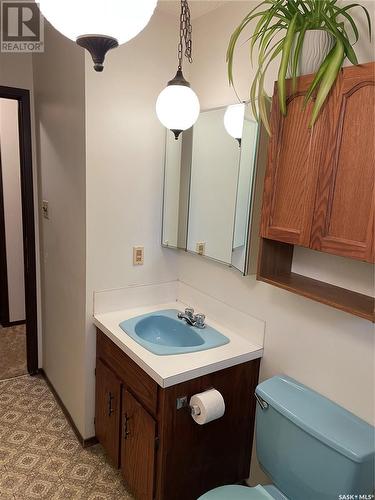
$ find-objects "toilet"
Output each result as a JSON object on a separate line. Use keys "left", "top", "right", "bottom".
{"left": 199, "top": 376, "right": 375, "bottom": 500}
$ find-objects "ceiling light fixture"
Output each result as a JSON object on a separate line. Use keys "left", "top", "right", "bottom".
{"left": 38, "top": 0, "right": 157, "bottom": 72}
{"left": 156, "top": 0, "right": 200, "bottom": 140}
{"left": 224, "top": 103, "right": 246, "bottom": 146}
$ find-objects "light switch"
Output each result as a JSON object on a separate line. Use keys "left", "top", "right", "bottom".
{"left": 133, "top": 246, "right": 144, "bottom": 265}
{"left": 42, "top": 200, "right": 49, "bottom": 219}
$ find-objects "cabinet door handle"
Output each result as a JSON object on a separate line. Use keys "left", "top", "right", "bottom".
{"left": 123, "top": 413, "right": 131, "bottom": 439}
{"left": 108, "top": 392, "right": 115, "bottom": 417}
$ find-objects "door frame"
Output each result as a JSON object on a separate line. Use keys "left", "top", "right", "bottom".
{"left": 0, "top": 150, "right": 10, "bottom": 325}
{"left": 0, "top": 86, "right": 38, "bottom": 374}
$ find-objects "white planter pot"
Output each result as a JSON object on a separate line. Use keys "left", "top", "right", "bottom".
{"left": 288, "top": 30, "right": 335, "bottom": 77}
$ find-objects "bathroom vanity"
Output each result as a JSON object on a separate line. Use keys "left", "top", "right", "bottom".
{"left": 94, "top": 302, "right": 263, "bottom": 500}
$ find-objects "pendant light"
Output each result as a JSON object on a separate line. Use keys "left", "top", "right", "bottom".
{"left": 224, "top": 103, "right": 245, "bottom": 146}
{"left": 156, "top": 0, "right": 200, "bottom": 140}
{"left": 38, "top": 0, "right": 157, "bottom": 72}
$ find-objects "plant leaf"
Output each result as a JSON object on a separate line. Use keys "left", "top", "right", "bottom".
{"left": 291, "top": 26, "right": 307, "bottom": 91}
{"left": 304, "top": 46, "right": 335, "bottom": 105}
{"left": 321, "top": 12, "right": 358, "bottom": 65}
{"left": 278, "top": 13, "right": 299, "bottom": 115}
{"left": 310, "top": 39, "right": 345, "bottom": 127}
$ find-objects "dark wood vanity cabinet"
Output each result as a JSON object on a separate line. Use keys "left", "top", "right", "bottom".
{"left": 121, "top": 388, "right": 156, "bottom": 500}
{"left": 95, "top": 329, "right": 261, "bottom": 500}
{"left": 95, "top": 358, "right": 122, "bottom": 468}
{"left": 258, "top": 62, "right": 375, "bottom": 321}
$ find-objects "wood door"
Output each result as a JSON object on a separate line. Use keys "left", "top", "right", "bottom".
{"left": 310, "top": 63, "right": 375, "bottom": 262}
{"left": 121, "top": 389, "right": 156, "bottom": 500}
{"left": 260, "top": 75, "right": 324, "bottom": 246}
{"left": 95, "top": 358, "right": 122, "bottom": 467}
{"left": 0, "top": 148, "right": 10, "bottom": 325}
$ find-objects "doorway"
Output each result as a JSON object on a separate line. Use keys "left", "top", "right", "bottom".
{"left": 0, "top": 86, "right": 38, "bottom": 378}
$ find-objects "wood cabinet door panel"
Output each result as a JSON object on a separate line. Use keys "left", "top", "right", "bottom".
{"left": 261, "top": 79, "right": 323, "bottom": 246}
{"left": 97, "top": 330, "right": 158, "bottom": 416}
{"left": 121, "top": 389, "right": 156, "bottom": 500}
{"left": 311, "top": 64, "right": 375, "bottom": 262}
{"left": 95, "top": 358, "right": 122, "bottom": 468}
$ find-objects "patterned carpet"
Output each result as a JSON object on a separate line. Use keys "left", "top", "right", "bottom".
{"left": 0, "top": 324, "right": 27, "bottom": 380}
{"left": 0, "top": 375, "right": 133, "bottom": 499}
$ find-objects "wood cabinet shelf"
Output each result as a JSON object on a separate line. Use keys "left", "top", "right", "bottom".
{"left": 257, "top": 63, "right": 374, "bottom": 320}
{"left": 258, "top": 239, "right": 374, "bottom": 322}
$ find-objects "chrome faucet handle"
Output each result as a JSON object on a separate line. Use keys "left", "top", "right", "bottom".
{"left": 194, "top": 313, "right": 206, "bottom": 329}
{"left": 184, "top": 307, "right": 195, "bottom": 318}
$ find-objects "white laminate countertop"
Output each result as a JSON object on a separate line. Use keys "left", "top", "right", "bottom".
{"left": 93, "top": 301, "right": 263, "bottom": 388}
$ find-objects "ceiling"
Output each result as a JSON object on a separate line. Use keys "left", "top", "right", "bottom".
{"left": 157, "top": 1, "right": 226, "bottom": 20}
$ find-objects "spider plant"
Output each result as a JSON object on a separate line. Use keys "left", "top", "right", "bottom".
{"left": 227, "top": 0, "right": 372, "bottom": 134}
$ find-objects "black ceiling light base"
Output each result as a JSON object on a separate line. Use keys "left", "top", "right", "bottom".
{"left": 171, "top": 129, "right": 183, "bottom": 140}
{"left": 168, "top": 68, "right": 190, "bottom": 88}
{"left": 76, "top": 35, "right": 119, "bottom": 72}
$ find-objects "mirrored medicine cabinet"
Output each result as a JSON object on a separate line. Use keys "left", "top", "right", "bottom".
{"left": 162, "top": 104, "right": 267, "bottom": 275}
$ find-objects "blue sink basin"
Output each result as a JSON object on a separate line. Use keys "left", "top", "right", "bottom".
{"left": 119, "top": 309, "right": 229, "bottom": 355}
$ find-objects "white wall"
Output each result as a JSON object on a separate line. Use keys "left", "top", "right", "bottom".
{"left": 0, "top": 98, "right": 25, "bottom": 322}
{"left": 179, "top": 0, "right": 375, "bottom": 485}
{"left": 0, "top": 51, "right": 42, "bottom": 362}
{"left": 84, "top": 10, "right": 180, "bottom": 438}
{"left": 33, "top": 22, "right": 87, "bottom": 433}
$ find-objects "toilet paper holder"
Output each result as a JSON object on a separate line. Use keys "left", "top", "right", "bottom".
{"left": 178, "top": 393, "right": 210, "bottom": 415}
{"left": 176, "top": 395, "right": 202, "bottom": 416}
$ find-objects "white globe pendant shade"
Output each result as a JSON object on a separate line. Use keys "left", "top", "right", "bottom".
{"left": 38, "top": 0, "right": 157, "bottom": 71}
{"left": 156, "top": 85, "right": 200, "bottom": 139}
{"left": 224, "top": 103, "right": 245, "bottom": 141}
{"left": 39, "top": 0, "right": 157, "bottom": 43}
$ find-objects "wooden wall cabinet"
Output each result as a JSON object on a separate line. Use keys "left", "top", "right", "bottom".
{"left": 95, "top": 330, "right": 261, "bottom": 500}
{"left": 260, "top": 74, "right": 323, "bottom": 247}
{"left": 258, "top": 62, "right": 375, "bottom": 321}
{"left": 310, "top": 64, "right": 375, "bottom": 262}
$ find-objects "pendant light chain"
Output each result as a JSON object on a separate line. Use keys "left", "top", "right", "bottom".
{"left": 156, "top": 0, "right": 199, "bottom": 141}
{"left": 178, "top": 0, "right": 193, "bottom": 70}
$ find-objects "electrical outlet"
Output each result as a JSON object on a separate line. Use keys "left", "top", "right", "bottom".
{"left": 42, "top": 200, "right": 49, "bottom": 219}
{"left": 196, "top": 242, "right": 206, "bottom": 255}
{"left": 133, "top": 246, "right": 144, "bottom": 265}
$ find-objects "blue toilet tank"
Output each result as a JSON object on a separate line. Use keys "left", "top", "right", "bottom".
{"left": 255, "top": 376, "right": 375, "bottom": 500}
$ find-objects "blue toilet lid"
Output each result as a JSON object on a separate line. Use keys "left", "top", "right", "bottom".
{"left": 198, "top": 485, "right": 276, "bottom": 500}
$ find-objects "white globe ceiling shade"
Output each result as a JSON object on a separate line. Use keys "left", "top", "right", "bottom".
{"left": 224, "top": 103, "right": 246, "bottom": 140}
{"left": 38, "top": 0, "right": 157, "bottom": 44}
{"left": 156, "top": 85, "right": 200, "bottom": 139}
{"left": 38, "top": 0, "right": 157, "bottom": 71}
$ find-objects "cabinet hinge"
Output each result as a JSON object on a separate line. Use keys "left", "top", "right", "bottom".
{"left": 155, "top": 436, "right": 160, "bottom": 451}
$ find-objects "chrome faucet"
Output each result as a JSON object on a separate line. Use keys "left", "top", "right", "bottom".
{"left": 177, "top": 308, "right": 206, "bottom": 329}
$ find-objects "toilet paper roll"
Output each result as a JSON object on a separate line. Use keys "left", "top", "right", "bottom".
{"left": 189, "top": 388, "right": 225, "bottom": 425}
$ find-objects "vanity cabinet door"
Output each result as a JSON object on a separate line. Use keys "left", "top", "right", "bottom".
{"left": 121, "top": 388, "right": 156, "bottom": 500}
{"left": 260, "top": 76, "right": 324, "bottom": 247}
{"left": 310, "top": 64, "right": 375, "bottom": 262}
{"left": 95, "top": 358, "right": 122, "bottom": 468}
